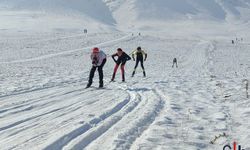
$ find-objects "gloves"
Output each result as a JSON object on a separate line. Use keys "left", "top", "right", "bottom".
{"left": 133, "top": 58, "right": 135, "bottom": 61}
{"left": 115, "top": 60, "right": 119, "bottom": 64}
{"left": 92, "top": 57, "right": 98, "bottom": 65}
{"left": 92, "top": 61, "right": 98, "bottom": 65}
{"left": 144, "top": 59, "right": 146, "bottom": 61}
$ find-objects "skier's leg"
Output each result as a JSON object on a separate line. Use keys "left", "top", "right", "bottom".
{"left": 140, "top": 59, "right": 146, "bottom": 77}
{"left": 140, "top": 60, "right": 145, "bottom": 70}
{"left": 98, "top": 66, "right": 104, "bottom": 87}
{"left": 87, "top": 66, "right": 96, "bottom": 87}
{"left": 173, "top": 62, "right": 176, "bottom": 68}
{"left": 134, "top": 59, "right": 139, "bottom": 69}
{"left": 98, "top": 58, "right": 106, "bottom": 87}
{"left": 132, "top": 59, "right": 139, "bottom": 77}
{"left": 111, "top": 64, "right": 119, "bottom": 81}
{"left": 121, "top": 64, "right": 125, "bottom": 82}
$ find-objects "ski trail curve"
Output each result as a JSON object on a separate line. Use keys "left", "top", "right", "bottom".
{"left": 0, "top": 85, "right": 129, "bottom": 150}
{"left": 45, "top": 87, "right": 136, "bottom": 150}
{"left": 67, "top": 82, "right": 166, "bottom": 150}
{"left": 0, "top": 34, "right": 133, "bottom": 64}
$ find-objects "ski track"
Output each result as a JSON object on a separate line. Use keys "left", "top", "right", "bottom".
{"left": 0, "top": 34, "right": 132, "bottom": 64}
{"left": 61, "top": 81, "right": 165, "bottom": 150}
{"left": 0, "top": 74, "right": 89, "bottom": 98}
{"left": 0, "top": 85, "right": 129, "bottom": 150}
{"left": 45, "top": 81, "right": 141, "bottom": 150}
{"left": 44, "top": 90, "right": 131, "bottom": 150}
{"left": 112, "top": 88, "right": 165, "bottom": 150}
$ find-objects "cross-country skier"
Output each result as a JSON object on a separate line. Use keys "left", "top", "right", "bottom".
{"left": 131, "top": 46, "right": 147, "bottom": 77}
{"left": 86, "top": 47, "right": 107, "bottom": 88}
{"left": 172, "top": 58, "right": 178, "bottom": 68}
{"left": 111, "top": 48, "right": 131, "bottom": 82}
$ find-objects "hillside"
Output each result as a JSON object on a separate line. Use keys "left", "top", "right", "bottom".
{"left": 1, "top": 0, "right": 250, "bottom": 31}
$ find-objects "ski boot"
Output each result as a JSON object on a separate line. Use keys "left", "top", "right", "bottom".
{"left": 131, "top": 71, "right": 135, "bottom": 77}
{"left": 143, "top": 71, "right": 146, "bottom": 77}
{"left": 99, "top": 81, "right": 104, "bottom": 88}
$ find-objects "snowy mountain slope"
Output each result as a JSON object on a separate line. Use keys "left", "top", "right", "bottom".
{"left": 1, "top": 0, "right": 250, "bottom": 31}
{"left": 105, "top": 0, "right": 250, "bottom": 30}
{"left": 0, "top": 30, "right": 250, "bottom": 150}
{"left": 0, "top": 0, "right": 116, "bottom": 31}
{"left": 0, "top": 0, "right": 115, "bottom": 25}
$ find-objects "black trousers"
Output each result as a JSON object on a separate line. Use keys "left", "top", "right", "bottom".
{"left": 132, "top": 58, "right": 146, "bottom": 77}
{"left": 88, "top": 59, "right": 106, "bottom": 86}
{"left": 134, "top": 58, "right": 144, "bottom": 70}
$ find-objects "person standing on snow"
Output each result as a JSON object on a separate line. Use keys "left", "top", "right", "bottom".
{"left": 86, "top": 47, "right": 107, "bottom": 88}
{"left": 131, "top": 46, "right": 147, "bottom": 77}
{"left": 111, "top": 48, "right": 131, "bottom": 82}
{"left": 172, "top": 58, "right": 178, "bottom": 68}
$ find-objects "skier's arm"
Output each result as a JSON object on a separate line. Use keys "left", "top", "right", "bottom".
{"left": 92, "top": 56, "right": 98, "bottom": 65}
{"left": 132, "top": 54, "right": 135, "bottom": 61}
{"left": 142, "top": 50, "right": 147, "bottom": 61}
{"left": 112, "top": 53, "right": 118, "bottom": 63}
{"left": 125, "top": 53, "right": 131, "bottom": 61}
{"left": 131, "top": 50, "right": 136, "bottom": 61}
{"left": 90, "top": 53, "right": 96, "bottom": 65}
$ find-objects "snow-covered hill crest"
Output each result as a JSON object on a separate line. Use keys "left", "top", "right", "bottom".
{"left": 106, "top": 0, "right": 250, "bottom": 22}
{"left": 1, "top": 0, "right": 250, "bottom": 31}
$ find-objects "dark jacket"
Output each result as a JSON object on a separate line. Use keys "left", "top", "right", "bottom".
{"left": 112, "top": 52, "right": 131, "bottom": 65}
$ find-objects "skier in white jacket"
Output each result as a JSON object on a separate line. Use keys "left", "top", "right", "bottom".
{"left": 86, "top": 47, "right": 107, "bottom": 88}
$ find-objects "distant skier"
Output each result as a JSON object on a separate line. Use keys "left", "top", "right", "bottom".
{"left": 172, "top": 58, "right": 178, "bottom": 68}
{"left": 111, "top": 48, "right": 131, "bottom": 82}
{"left": 131, "top": 46, "right": 147, "bottom": 77}
{"left": 86, "top": 47, "right": 107, "bottom": 88}
{"left": 84, "top": 29, "right": 87, "bottom": 34}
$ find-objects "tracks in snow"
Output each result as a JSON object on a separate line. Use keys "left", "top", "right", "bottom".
{"left": 0, "top": 78, "right": 167, "bottom": 150}
{"left": 0, "top": 85, "right": 128, "bottom": 149}
{"left": 57, "top": 82, "right": 167, "bottom": 150}
{"left": 0, "top": 34, "right": 133, "bottom": 64}
{"left": 44, "top": 92, "right": 132, "bottom": 150}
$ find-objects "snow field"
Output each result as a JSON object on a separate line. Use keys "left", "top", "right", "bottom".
{"left": 0, "top": 29, "right": 250, "bottom": 150}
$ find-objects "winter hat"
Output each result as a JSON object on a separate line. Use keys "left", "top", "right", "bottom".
{"left": 117, "top": 48, "right": 123, "bottom": 51}
{"left": 92, "top": 47, "right": 99, "bottom": 53}
{"left": 137, "top": 46, "right": 141, "bottom": 50}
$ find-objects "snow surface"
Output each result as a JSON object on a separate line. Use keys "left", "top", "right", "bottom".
{"left": 1, "top": 0, "right": 250, "bottom": 150}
